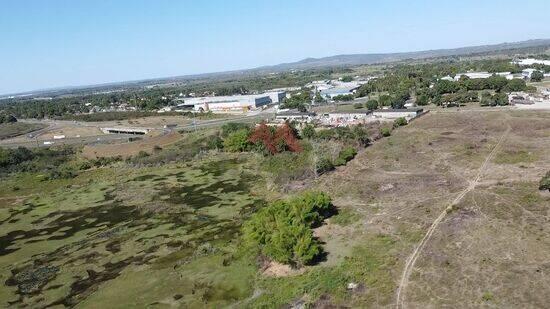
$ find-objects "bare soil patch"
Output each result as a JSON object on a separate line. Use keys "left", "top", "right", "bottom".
{"left": 81, "top": 132, "right": 183, "bottom": 159}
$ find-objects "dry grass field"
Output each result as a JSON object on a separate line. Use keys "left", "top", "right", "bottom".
{"left": 312, "top": 109, "right": 550, "bottom": 307}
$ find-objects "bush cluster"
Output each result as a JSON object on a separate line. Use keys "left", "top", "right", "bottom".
{"left": 540, "top": 171, "right": 550, "bottom": 192}
{"left": 242, "top": 192, "right": 333, "bottom": 267}
{"left": 0, "top": 112, "right": 17, "bottom": 124}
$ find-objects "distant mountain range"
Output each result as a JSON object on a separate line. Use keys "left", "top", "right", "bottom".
{"left": 3, "top": 39, "right": 550, "bottom": 98}
{"left": 255, "top": 39, "right": 550, "bottom": 71}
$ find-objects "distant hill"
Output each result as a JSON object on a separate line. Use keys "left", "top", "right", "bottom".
{"left": 3, "top": 39, "right": 550, "bottom": 98}
{"left": 254, "top": 39, "right": 550, "bottom": 71}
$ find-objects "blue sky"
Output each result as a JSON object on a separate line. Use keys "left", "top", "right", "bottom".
{"left": 1, "top": 0, "right": 549, "bottom": 95}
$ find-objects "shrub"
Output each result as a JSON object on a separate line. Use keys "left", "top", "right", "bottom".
{"left": 333, "top": 94, "right": 354, "bottom": 102}
{"left": 316, "top": 157, "right": 334, "bottom": 174}
{"left": 223, "top": 129, "right": 250, "bottom": 152}
{"left": 221, "top": 122, "right": 250, "bottom": 137}
{"left": 531, "top": 70, "right": 544, "bottom": 82}
{"left": 334, "top": 146, "right": 357, "bottom": 166}
{"left": 136, "top": 150, "right": 149, "bottom": 158}
{"left": 301, "top": 124, "right": 316, "bottom": 139}
{"left": 242, "top": 192, "right": 333, "bottom": 267}
{"left": 393, "top": 117, "right": 407, "bottom": 128}
{"left": 380, "top": 127, "right": 392, "bottom": 137}
{"left": 366, "top": 99, "right": 379, "bottom": 110}
{"left": 540, "top": 171, "right": 550, "bottom": 192}
{"left": 206, "top": 135, "right": 224, "bottom": 150}
{"left": 0, "top": 112, "right": 17, "bottom": 124}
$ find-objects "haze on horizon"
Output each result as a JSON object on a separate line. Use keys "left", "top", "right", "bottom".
{"left": 1, "top": 0, "right": 549, "bottom": 95}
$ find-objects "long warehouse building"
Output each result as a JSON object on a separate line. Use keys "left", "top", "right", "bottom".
{"left": 179, "top": 94, "right": 275, "bottom": 113}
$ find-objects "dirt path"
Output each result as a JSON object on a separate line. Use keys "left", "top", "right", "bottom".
{"left": 395, "top": 126, "right": 510, "bottom": 309}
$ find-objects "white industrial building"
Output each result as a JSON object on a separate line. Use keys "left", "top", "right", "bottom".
{"left": 264, "top": 91, "right": 286, "bottom": 104}
{"left": 450, "top": 72, "right": 514, "bottom": 81}
{"left": 179, "top": 94, "right": 272, "bottom": 113}
{"left": 308, "top": 80, "right": 366, "bottom": 99}
{"left": 372, "top": 108, "right": 424, "bottom": 120}
{"left": 320, "top": 86, "right": 360, "bottom": 98}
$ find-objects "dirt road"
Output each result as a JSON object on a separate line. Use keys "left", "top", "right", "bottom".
{"left": 395, "top": 126, "right": 511, "bottom": 309}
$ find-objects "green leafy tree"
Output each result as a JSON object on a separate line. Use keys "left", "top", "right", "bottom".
{"left": 378, "top": 94, "right": 392, "bottom": 107}
{"left": 221, "top": 122, "right": 250, "bottom": 137}
{"left": 223, "top": 129, "right": 250, "bottom": 152}
{"left": 416, "top": 94, "right": 429, "bottom": 106}
{"left": 242, "top": 192, "right": 333, "bottom": 266}
{"left": 333, "top": 94, "right": 354, "bottom": 102}
{"left": 531, "top": 70, "right": 544, "bottom": 82}
{"left": 366, "top": 99, "right": 379, "bottom": 110}
{"left": 301, "top": 124, "right": 316, "bottom": 139}
{"left": 0, "top": 112, "right": 17, "bottom": 124}
{"left": 503, "top": 79, "right": 527, "bottom": 92}
{"left": 351, "top": 125, "right": 370, "bottom": 146}
{"left": 341, "top": 76, "right": 353, "bottom": 82}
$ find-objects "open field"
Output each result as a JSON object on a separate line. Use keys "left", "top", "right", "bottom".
{"left": 0, "top": 123, "right": 46, "bottom": 140}
{"left": 0, "top": 154, "right": 270, "bottom": 308}
{"left": 300, "top": 109, "right": 550, "bottom": 307}
{"left": 0, "top": 109, "right": 548, "bottom": 308}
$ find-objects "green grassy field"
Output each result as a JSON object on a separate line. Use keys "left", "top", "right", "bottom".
{"left": 0, "top": 155, "right": 268, "bottom": 307}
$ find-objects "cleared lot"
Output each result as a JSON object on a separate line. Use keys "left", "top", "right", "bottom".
{"left": 313, "top": 109, "right": 550, "bottom": 307}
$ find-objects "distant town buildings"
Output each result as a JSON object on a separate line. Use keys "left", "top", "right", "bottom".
{"left": 319, "top": 110, "right": 371, "bottom": 126}
{"left": 442, "top": 72, "right": 515, "bottom": 81}
{"left": 308, "top": 80, "right": 368, "bottom": 99}
{"left": 275, "top": 111, "right": 316, "bottom": 123}
{"left": 513, "top": 58, "right": 550, "bottom": 66}
{"left": 274, "top": 107, "right": 425, "bottom": 127}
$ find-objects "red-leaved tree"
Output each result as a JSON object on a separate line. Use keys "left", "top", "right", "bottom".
{"left": 248, "top": 122, "right": 277, "bottom": 154}
{"left": 249, "top": 122, "right": 302, "bottom": 155}
{"left": 275, "top": 123, "right": 302, "bottom": 153}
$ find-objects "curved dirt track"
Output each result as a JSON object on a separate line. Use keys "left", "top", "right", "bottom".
{"left": 395, "top": 126, "right": 511, "bottom": 309}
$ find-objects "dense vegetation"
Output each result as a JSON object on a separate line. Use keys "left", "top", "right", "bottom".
{"left": 0, "top": 112, "right": 17, "bottom": 124}
{"left": 354, "top": 59, "right": 538, "bottom": 108}
{"left": 0, "top": 146, "right": 77, "bottom": 179}
{"left": 243, "top": 191, "right": 333, "bottom": 266}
